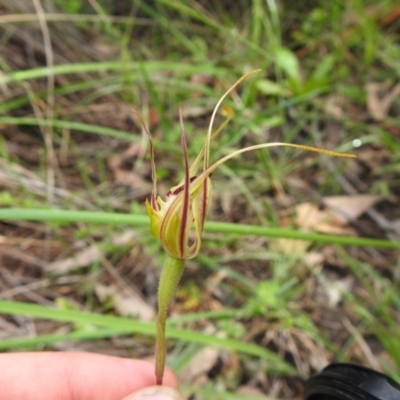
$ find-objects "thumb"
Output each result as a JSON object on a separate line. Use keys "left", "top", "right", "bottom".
{"left": 121, "top": 385, "right": 184, "bottom": 400}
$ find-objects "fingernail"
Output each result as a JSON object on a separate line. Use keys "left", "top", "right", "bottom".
{"left": 124, "top": 386, "right": 183, "bottom": 400}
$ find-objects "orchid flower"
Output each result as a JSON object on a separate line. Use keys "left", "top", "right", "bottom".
{"left": 136, "top": 70, "right": 355, "bottom": 385}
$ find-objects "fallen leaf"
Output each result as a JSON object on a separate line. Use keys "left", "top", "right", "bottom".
{"left": 181, "top": 105, "right": 211, "bottom": 118}
{"left": 391, "top": 219, "right": 400, "bottom": 235}
{"left": 322, "top": 195, "right": 382, "bottom": 222}
{"left": 295, "top": 196, "right": 381, "bottom": 236}
{"left": 108, "top": 143, "right": 151, "bottom": 189}
{"left": 237, "top": 385, "right": 266, "bottom": 396}
{"left": 95, "top": 283, "right": 155, "bottom": 321}
{"left": 318, "top": 275, "right": 354, "bottom": 308}
{"left": 271, "top": 238, "right": 312, "bottom": 258}
{"left": 180, "top": 344, "right": 220, "bottom": 384}
{"left": 366, "top": 82, "right": 400, "bottom": 121}
{"left": 322, "top": 94, "right": 345, "bottom": 119}
{"left": 47, "top": 246, "right": 102, "bottom": 273}
{"left": 47, "top": 231, "right": 137, "bottom": 272}
{"left": 295, "top": 202, "right": 355, "bottom": 235}
{"left": 304, "top": 251, "right": 324, "bottom": 266}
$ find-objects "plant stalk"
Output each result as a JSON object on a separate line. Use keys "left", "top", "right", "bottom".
{"left": 155, "top": 255, "right": 185, "bottom": 385}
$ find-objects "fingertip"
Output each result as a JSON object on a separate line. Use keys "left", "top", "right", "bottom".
{"left": 0, "top": 352, "right": 180, "bottom": 400}
{"left": 121, "top": 385, "right": 184, "bottom": 400}
{"left": 162, "top": 367, "right": 180, "bottom": 389}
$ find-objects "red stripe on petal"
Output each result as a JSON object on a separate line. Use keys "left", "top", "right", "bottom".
{"left": 200, "top": 179, "right": 208, "bottom": 230}
{"left": 131, "top": 107, "right": 159, "bottom": 211}
{"left": 178, "top": 109, "right": 190, "bottom": 259}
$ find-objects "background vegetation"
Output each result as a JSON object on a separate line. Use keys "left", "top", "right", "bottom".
{"left": 0, "top": 1, "right": 399, "bottom": 398}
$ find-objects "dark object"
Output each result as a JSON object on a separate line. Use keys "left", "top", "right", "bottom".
{"left": 304, "top": 363, "right": 400, "bottom": 400}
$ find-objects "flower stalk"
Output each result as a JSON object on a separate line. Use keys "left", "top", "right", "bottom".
{"left": 155, "top": 255, "right": 185, "bottom": 385}
{"left": 136, "top": 69, "right": 356, "bottom": 385}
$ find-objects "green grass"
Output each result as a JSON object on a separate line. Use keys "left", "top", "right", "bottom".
{"left": 1, "top": 1, "right": 400, "bottom": 398}
{"left": 0, "top": 208, "right": 398, "bottom": 248}
{"left": 0, "top": 300, "right": 291, "bottom": 373}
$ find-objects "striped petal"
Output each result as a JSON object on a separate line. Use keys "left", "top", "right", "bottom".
{"left": 143, "top": 70, "right": 356, "bottom": 261}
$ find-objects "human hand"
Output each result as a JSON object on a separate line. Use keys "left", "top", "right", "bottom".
{"left": 0, "top": 351, "right": 183, "bottom": 400}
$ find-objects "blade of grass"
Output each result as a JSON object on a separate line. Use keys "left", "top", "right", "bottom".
{"left": 0, "top": 309, "right": 240, "bottom": 350}
{"left": 0, "top": 300, "right": 292, "bottom": 374}
{"left": 0, "top": 328, "right": 132, "bottom": 350}
{"left": 0, "top": 309, "right": 239, "bottom": 350}
{"left": 0, "top": 208, "right": 397, "bottom": 249}
{"left": 0, "top": 75, "right": 215, "bottom": 115}
{"left": 0, "top": 61, "right": 227, "bottom": 86}
{"left": 0, "top": 117, "right": 138, "bottom": 142}
{"left": 0, "top": 13, "right": 153, "bottom": 25}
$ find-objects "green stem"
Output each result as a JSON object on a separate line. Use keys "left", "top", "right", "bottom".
{"left": 0, "top": 209, "right": 398, "bottom": 249}
{"left": 155, "top": 255, "right": 185, "bottom": 385}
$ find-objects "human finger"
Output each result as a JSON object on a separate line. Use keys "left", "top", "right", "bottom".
{"left": 0, "top": 352, "right": 178, "bottom": 400}
{"left": 122, "top": 385, "right": 184, "bottom": 400}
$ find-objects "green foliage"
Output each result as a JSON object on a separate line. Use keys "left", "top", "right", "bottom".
{"left": 1, "top": 0, "right": 400, "bottom": 395}
{"left": 54, "top": 0, "right": 83, "bottom": 14}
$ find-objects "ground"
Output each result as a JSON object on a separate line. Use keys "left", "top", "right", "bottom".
{"left": 0, "top": 1, "right": 399, "bottom": 399}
